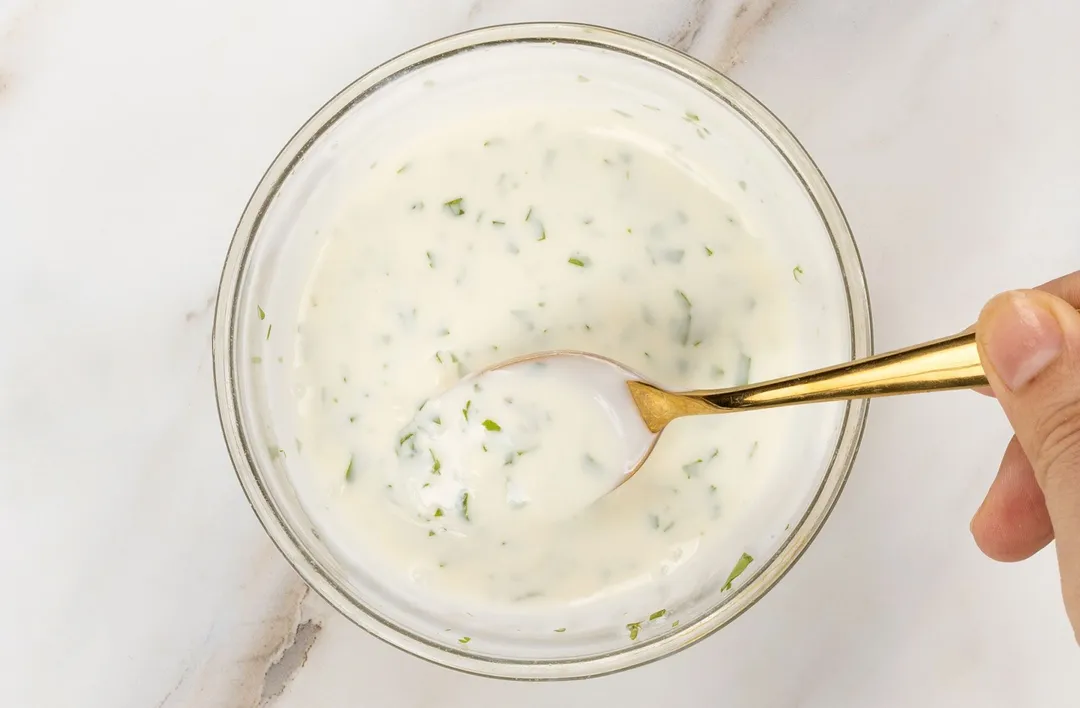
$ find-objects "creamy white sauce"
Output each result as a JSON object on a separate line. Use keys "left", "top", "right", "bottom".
{"left": 293, "top": 106, "right": 795, "bottom": 622}
{"left": 261, "top": 45, "right": 852, "bottom": 648}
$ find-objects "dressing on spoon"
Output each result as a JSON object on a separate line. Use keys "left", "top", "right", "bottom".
{"left": 391, "top": 353, "right": 654, "bottom": 523}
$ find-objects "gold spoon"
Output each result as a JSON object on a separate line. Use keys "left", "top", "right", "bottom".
{"left": 488, "top": 326, "right": 998, "bottom": 483}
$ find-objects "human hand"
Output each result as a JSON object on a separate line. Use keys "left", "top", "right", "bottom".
{"left": 970, "top": 271, "right": 1080, "bottom": 642}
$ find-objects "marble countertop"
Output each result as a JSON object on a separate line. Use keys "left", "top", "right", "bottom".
{"left": 2, "top": 0, "right": 1078, "bottom": 705}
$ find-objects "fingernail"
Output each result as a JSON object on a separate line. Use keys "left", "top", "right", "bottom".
{"left": 983, "top": 292, "right": 1064, "bottom": 391}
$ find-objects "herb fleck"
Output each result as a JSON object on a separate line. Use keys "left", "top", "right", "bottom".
{"left": 793, "top": 265, "right": 804, "bottom": 282}
{"left": 344, "top": 456, "right": 355, "bottom": 482}
{"left": 684, "top": 110, "right": 700, "bottom": 122}
{"left": 722, "top": 552, "right": 754, "bottom": 591}
{"left": 649, "top": 609, "right": 667, "bottom": 621}
{"left": 492, "top": 220, "right": 506, "bottom": 226}
{"left": 482, "top": 419, "right": 502, "bottom": 432}
{"left": 462, "top": 400, "right": 471, "bottom": 421}
{"left": 266, "top": 324, "right": 272, "bottom": 340}
{"left": 434, "top": 508, "right": 444, "bottom": 518}
{"left": 399, "top": 432, "right": 414, "bottom": 446}
{"left": 554, "top": 627, "right": 567, "bottom": 633}
{"left": 525, "top": 206, "right": 533, "bottom": 221}
{"left": 428, "top": 530, "right": 435, "bottom": 537}
{"left": 568, "top": 257, "right": 586, "bottom": 267}
{"left": 443, "top": 198, "right": 465, "bottom": 216}
{"left": 430, "top": 449, "right": 442, "bottom": 474}
{"left": 396, "top": 163, "right": 409, "bottom": 174}
{"left": 251, "top": 356, "right": 262, "bottom": 364}
{"left": 626, "top": 622, "right": 641, "bottom": 641}
{"left": 577, "top": 74, "right": 590, "bottom": 82}
{"left": 704, "top": 245, "right": 714, "bottom": 256}
{"left": 461, "top": 491, "right": 470, "bottom": 521}
{"left": 459, "top": 636, "right": 471, "bottom": 644}
{"left": 257, "top": 306, "right": 266, "bottom": 320}
{"left": 427, "top": 251, "right": 435, "bottom": 268}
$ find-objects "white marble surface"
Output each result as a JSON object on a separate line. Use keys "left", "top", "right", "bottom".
{"left": 2, "top": 0, "right": 1078, "bottom": 705}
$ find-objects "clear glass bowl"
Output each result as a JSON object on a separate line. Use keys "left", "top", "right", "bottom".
{"left": 212, "top": 23, "right": 872, "bottom": 679}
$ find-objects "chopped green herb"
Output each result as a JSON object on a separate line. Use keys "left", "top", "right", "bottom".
{"left": 434, "top": 508, "right": 444, "bottom": 518}
{"left": 682, "top": 458, "right": 703, "bottom": 478}
{"left": 722, "top": 552, "right": 754, "bottom": 591}
{"left": 443, "top": 198, "right": 465, "bottom": 216}
{"left": 482, "top": 419, "right": 502, "bottom": 432}
{"left": 430, "top": 449, "right": 442, "bottom": 474}
{"left": 626, "top": 622, "right": 641, "bottom": 641}
{"left": 257, "top": 306, "right": 266, "bottom": 320}
{"left": 433, "top": 416, "right": 442, "bottom": 425}
{"left": 344, "top": 456, "right": 355, "bottom": 482}
{"left": 793, "top": 265, "right": 804, "bottom": 282}
{"left": 396, "top": 163, "right": 409, "bottom": 174}
{"left": 348, "top": 415, "right": 357, "bottom": 423}
{"left": 427, "top": 251, "right": 435, "bottom": 268}
{"left": 568, "top": 257, "right": 586, "bottom": 267}
{"left": 704, "top": 245, "right": 714, "bottom": 256}
{"left": 748, "top": 441, "right": 759, "bottom": 458}
{"left": 492, "top": 220, "right": 505, "bottom": 226}
{"left": 265, "top": 324, "right": 272, "bottom": 340}
{"left": 684, "top": 110, "right": 700, "bottom": 122}
{"left": 613, "top": 108, "right": 633, "bottom": 118}
{"left": 435, "top": 352, "right": 443, "bottom": 364}
{"left": 577, "top": 74, "right": 590, "bottom": 82}
{"left": 525, "top": 206, "right": 533, "bottom": 221}
{"left": 672, "top": 620, "right": 680, "bottom": 628}
{"left": 649, "top": 609, "right": 667, "bottom": 621}
{"left": 399, "top": 432, "right": 414, "bottom": 446}
{"left": 410, "top": 201, "right": 424, "bottom": 211}
{"left": 428, "top": 530, "right": 435, "bottom": 537}
{"left": 676, "top": 289, "right": 692, "bottom": 308}
{"left": 554, "top": 627, "right": 567, "bottom": 633}
{"left": 462, "top": 400, "right": 471, "bottom": 421}
{"left": 250, "top": 356, "right": 262, "bottom": 364}
{"left": 461, "top": 491, "right": 470, "bottom": 520}
{"left": 458, "top": 636, "right": 471, "bottom": 644}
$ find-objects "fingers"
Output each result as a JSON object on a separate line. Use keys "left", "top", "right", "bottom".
{"left": 970, "top": 435, "right": 1054, "bottom": 562}
{"left": 977, "top": 289, "right": 1080, "bottom": 642}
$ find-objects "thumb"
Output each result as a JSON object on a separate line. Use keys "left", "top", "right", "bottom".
{"left": 977, "top": 290, "right": 1080, "bottom": 641}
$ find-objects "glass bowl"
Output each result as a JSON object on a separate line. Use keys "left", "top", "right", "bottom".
{"left": 212, "top": 23, "right": 871, "bottom": 679}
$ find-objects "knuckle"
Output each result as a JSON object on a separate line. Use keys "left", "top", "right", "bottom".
{"left": 1031, "top": 397, "right": 1080, "bottom": 488}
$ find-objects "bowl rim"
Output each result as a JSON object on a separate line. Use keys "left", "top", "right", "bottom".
{"left": 212, "top": 21, "right": 873, "bottom": 680}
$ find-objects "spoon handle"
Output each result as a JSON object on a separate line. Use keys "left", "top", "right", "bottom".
{"left": 693, "top": 329, "right": 986, "bottom": 411}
